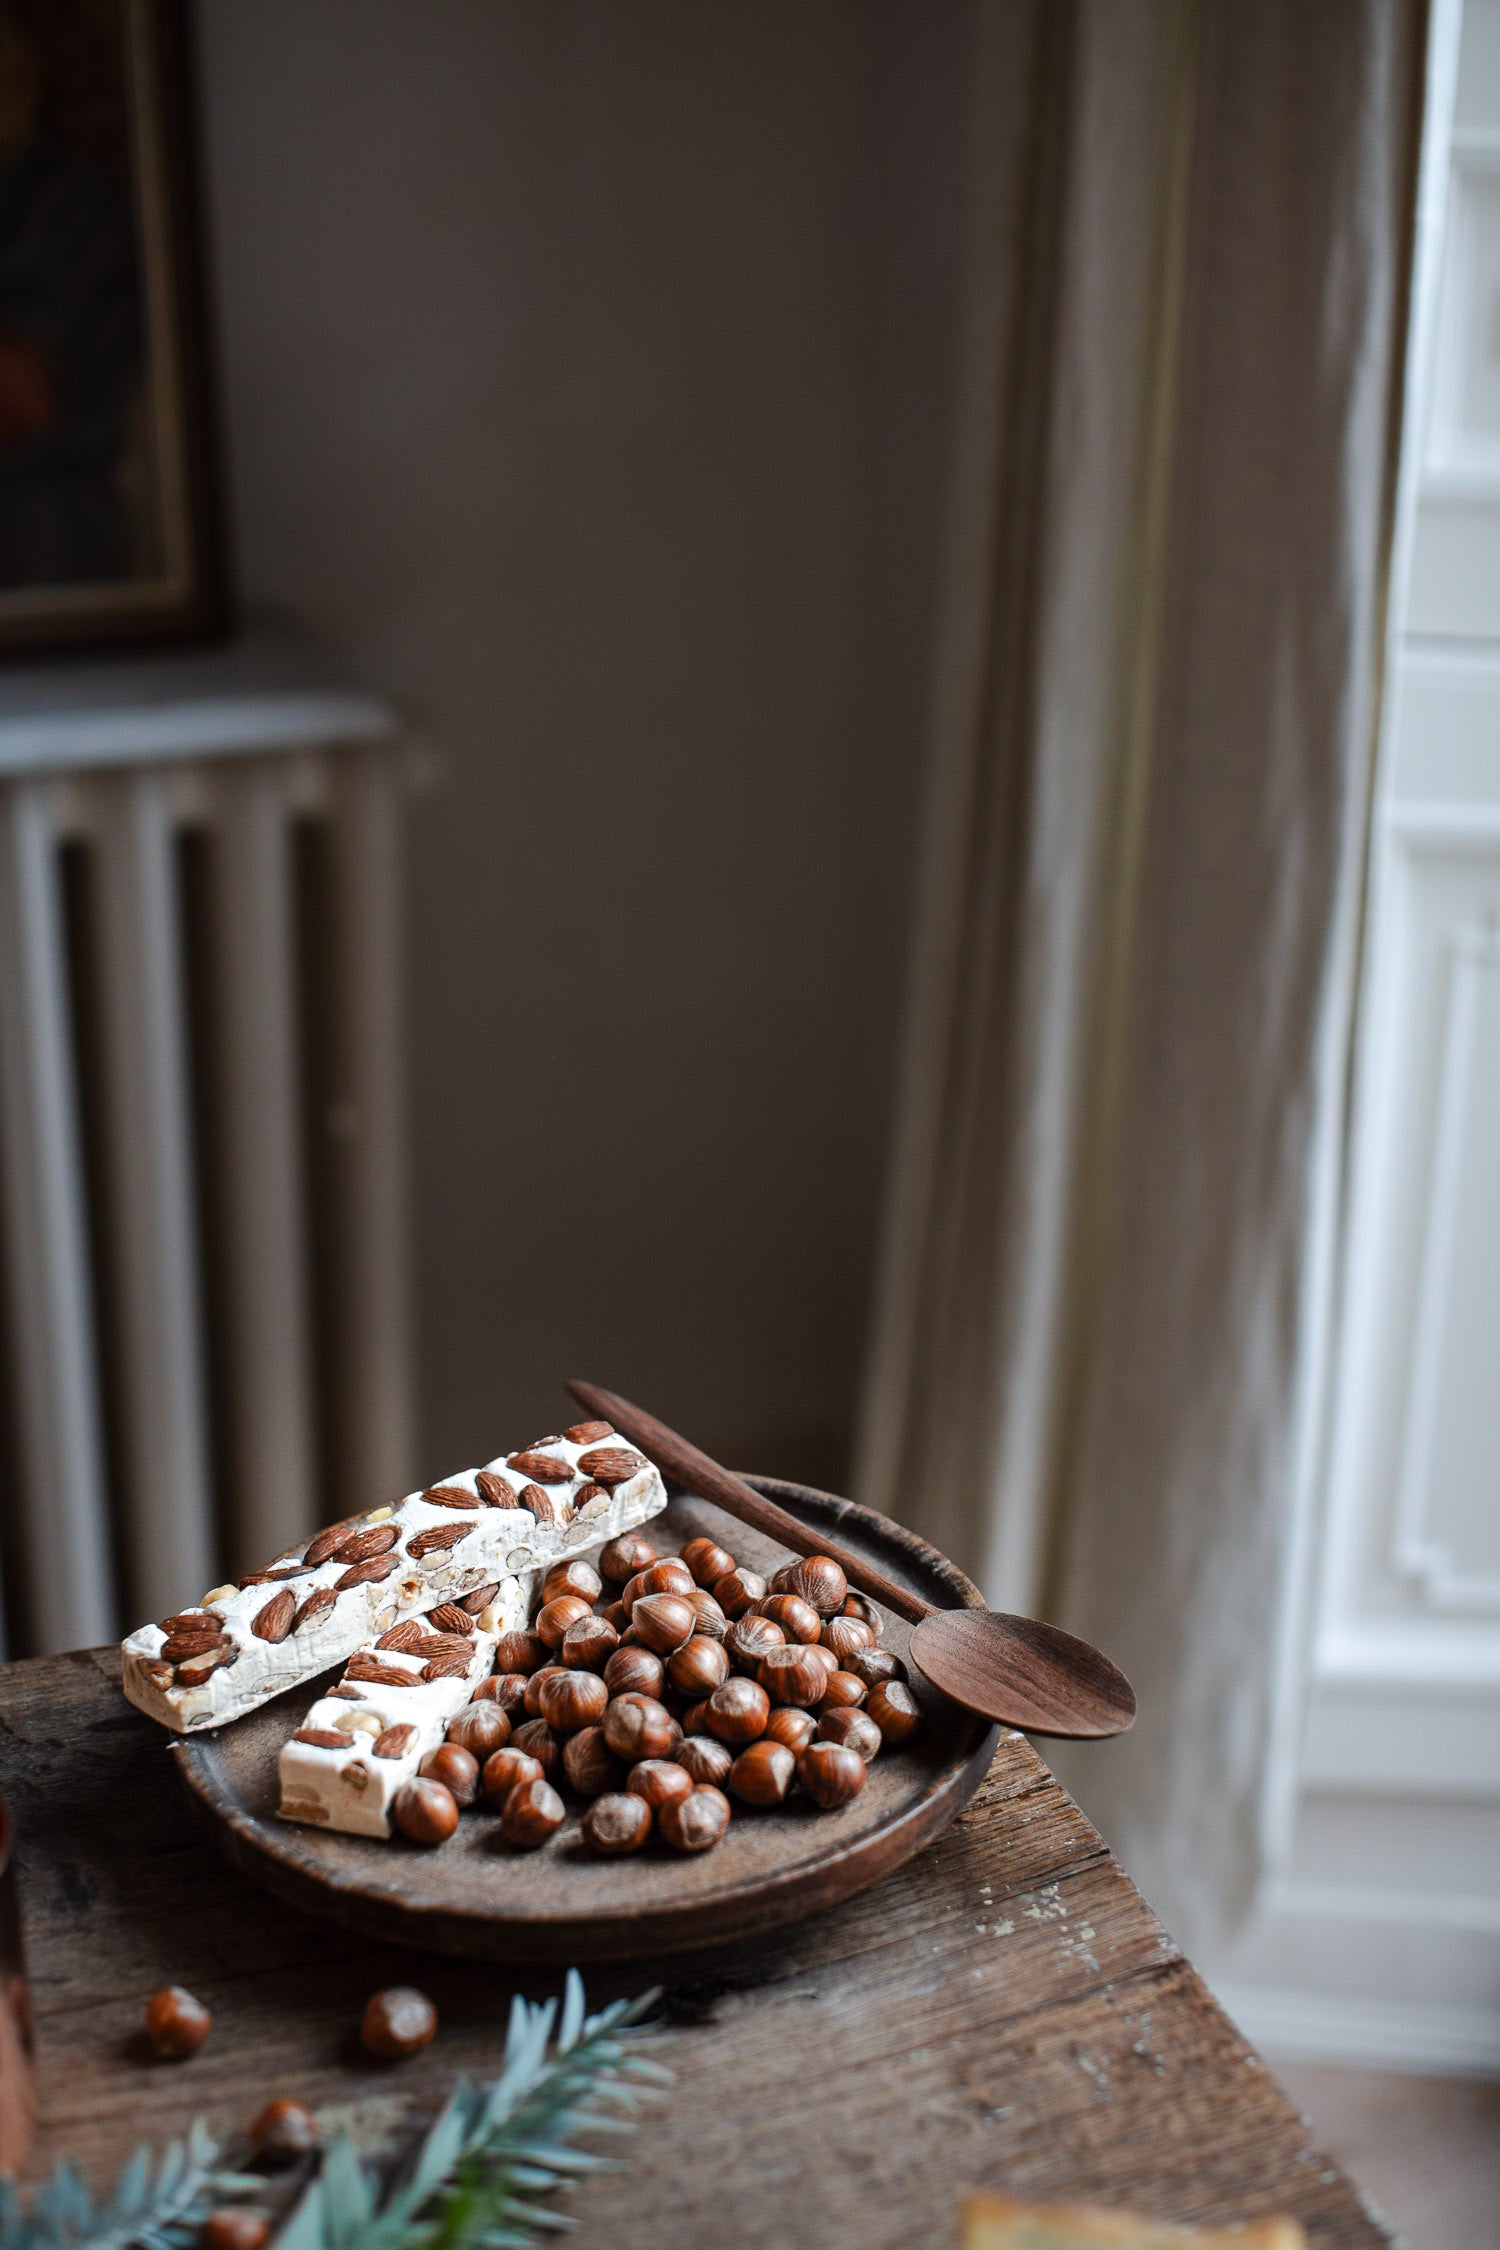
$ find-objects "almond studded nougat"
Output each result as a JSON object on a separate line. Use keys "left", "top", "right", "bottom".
{"left": 276, "top": 1599, "right": 520, "bottom": 1838}
{"left": 120, "top": 1423, "right": 665, "bottom": 1733}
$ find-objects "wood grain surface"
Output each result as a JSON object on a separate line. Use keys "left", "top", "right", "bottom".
{"left": 0, "top": 1640, "right": 1391, "bottom": 2247}
{"left": 172, "top": 1486, "right": 998, "bottom": 1960}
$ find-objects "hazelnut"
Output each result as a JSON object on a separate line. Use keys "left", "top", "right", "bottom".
{"left": 361, "top": 1985, "right": 438, "bottom": 2060}
{"left": 704, "top": 1677, "right": 771, "bottom": 1745}
{"left": 479, "top": 1670, "right": 531, "bottom": 1713}
{"left": 493, "top": 1629, "right": 549, "bottom": 1675}
{"left": 866, "top": 1679, "right": 923, "bottom": 1745}
{"left": 500, "top": 1775, "right": 565, "bottom": 1850}
{"left": 757, "top": 1644, "right": 828, "bottom": 1709}
{"left": 392, "top": 1777, "right": 459, "bottom": 1844}
{"left": 675, "top": 1734, "right": 734, "bottom": 1786}
{"left": 726, "top": 1615, "right": 785, "bottom": 1673}
{"left": 510, "top": 1716, "right": 563, "bottom": 1776}
{"left": 535, "top": 1594, "right": 592, "bottom": 1650}
{"left": 728, "top": 1739, "right": 795, "bottom": 1807}
{"left": 782, "top": 1555, "right": 849, "bottom": 1616}
{"left": 818, "top": 1707, "right": 882, "bottom": 1761}
{"left": 537, "top": 1668, "right": 609, "bottom": 1734}
{"left": 418, "top": 1744, "right": 480, "bottom": 1807}
{"left": 602, "top": 1692, "right": 677, "bottom": 1763}
{"left": 820, "top": 1614, "right": 876, "bottom": 1664}
{"left": 681, "top": 1536, "right": 736, "bottom": 1588}
{"left": 630, "top": 1593, "right": 696, "bottom": 1656}
{"left": 561, "top": 1614, "right": 618, "bottom": 1671}
{"left": 680, "top": 1698, "right": 712, "bottom": 1736}
{"left": 667, "top": 1634, "right": 730, "bottom": 1698}
{"left": 582, "top": 1792, "right": 652, "bottom": 1856}
{"left": 762, "top": 1706, "right": 816, "bottom": 1753}
{"left": 599, "top": 1532, "right": 658, "bottom": 1584}
{"left": 848, "top": 1645, "right": 906, "bottom": 1690}
{"left": 602, "top": 1644, "right": 664, "bottom": 1699}
{"left": 562, "top": 1726, "right": 626, "bottom": 1798}
{"left": 797, "top": 1740, "right": 867, "bottom": 1808}
{"left": 803, "top": 1643, "right": 840, "bottom": 1681}
{"left": 481, "top": 1746, "right": 544, "bottom": 1805}
{"left": 815, "top": 1670, "right": 868, "bottom": 1716}
{"left": 248, "top": 2098, "right": 317, "bottom": 2165}
{"left": 542, "top": 1558, "right": 602, "bottom": 1605}
{"left": 685, "top": 1588, "right": 729, "bottom": 1641}
{"left": 711, "top": 1567, "right": 767, "bottom": 1619}
{"left": 659, "top": 1785, "right": 731, "bottom": 1854}
{"left": 761, "top": 1593, "right": 821, "bottom": 1644}
{"left": 200, "top": 2213, "right": 270, "bottom": 2250}
{"left": 626, "top": 1758, "right": 693, "bottom": 1811}
{"left": 599, "top": 1600, "right": 631, "bottom": 1633}
{"left": 841, "top": 1591, "right": 880, "bottom": 1627}
{"left": 446, "top": 1701, "right": 511, "bottom": 1759}
{"left": 635, "top": 1559, "right": 696, "bottom": 1601}
{"left": 522, "top": 1664, "right": 563, "bottom": 1717}
{"left": 146, "top": 1985, "right": 212, "bottom": 2059}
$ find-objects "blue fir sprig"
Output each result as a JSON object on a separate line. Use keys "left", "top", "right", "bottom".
{"left": 279, "top": 1976, "right": 669, "bottom": 2250}
{"left": 0, "top": 1976, "right": 669, "bottom": 2250}
{"left": 0, "top": 2119, "right": 259, "bottom": 2250}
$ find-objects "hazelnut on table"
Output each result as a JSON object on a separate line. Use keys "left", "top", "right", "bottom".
{"left": 249, "top": 2098, "right": 318, "bottom": 2165}
{"left": 362, "top": 1985, "right": 438, "bottom": 2059}
{"left": 146, "top": 1985, "right": 212, "bottom": 2060}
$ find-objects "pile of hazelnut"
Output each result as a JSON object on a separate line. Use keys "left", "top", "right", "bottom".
{"left": 390, "top": 1532, "right": 924, "bottom": 1857}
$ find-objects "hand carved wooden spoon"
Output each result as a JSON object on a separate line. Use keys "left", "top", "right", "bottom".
{"left": 567, "top": 1381, "right": 1135, "bottom": 1740}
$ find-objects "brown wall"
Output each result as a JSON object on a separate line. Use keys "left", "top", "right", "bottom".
{"left": 193, "top": 0, "right": 968, "bottom": 1492}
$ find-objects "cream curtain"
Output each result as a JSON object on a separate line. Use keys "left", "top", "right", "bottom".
{"left": 857, "top": 0, "right": 1425, "bottom": 1953}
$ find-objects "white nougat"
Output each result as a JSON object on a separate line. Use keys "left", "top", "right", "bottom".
{"left": 276, "top": 1595, "right": 525, "bottom": 1838}
{"left": 120, "top": 1426, "right": 665, "bottom": 1733}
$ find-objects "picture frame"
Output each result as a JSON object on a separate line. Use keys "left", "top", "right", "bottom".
{"left": 0, "top": 0, "right": 225, "bottom": 657}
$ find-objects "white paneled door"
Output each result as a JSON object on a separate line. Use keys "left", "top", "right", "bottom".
{"left": 1216, "top": 0, "right": 1500, "bottom": 2075}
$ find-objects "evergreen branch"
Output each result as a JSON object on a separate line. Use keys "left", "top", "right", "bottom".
{"left": 0, "top": 2119, "right": 259, "bottom": 2250}
{"left": 0, "top": 1976, "right": 666, "bottom": 2250}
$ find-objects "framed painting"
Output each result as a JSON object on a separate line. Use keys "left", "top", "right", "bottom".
{"left": 0, "top": 0, "right": 224, "bottom": 657}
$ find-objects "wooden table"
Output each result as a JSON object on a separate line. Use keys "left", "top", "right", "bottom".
{"left": 0, "top": 1649, "right": 1389, "bottom": 2248}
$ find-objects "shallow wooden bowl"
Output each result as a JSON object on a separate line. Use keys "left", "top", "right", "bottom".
{"left": 174, "top": 1478, "right": 998, "bottom": 1962}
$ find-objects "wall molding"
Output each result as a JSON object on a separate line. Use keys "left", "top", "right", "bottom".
{"left": 1213, "top": 1981, "right": 1500, "bottom": 2079}
{"left": 1390, "top": 908, "right": 1500, "bottom": 1612}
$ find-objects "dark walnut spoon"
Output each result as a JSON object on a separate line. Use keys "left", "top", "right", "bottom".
{"left": 568, "top": 1381, "right": 1135, "bottom": 1740}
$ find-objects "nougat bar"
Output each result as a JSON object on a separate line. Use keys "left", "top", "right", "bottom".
{"left": 120, "top": 1422, "right": 665, "bottom": 1733}
{"left": 276, "top": 1594, "right": 522, "bottom": 1838}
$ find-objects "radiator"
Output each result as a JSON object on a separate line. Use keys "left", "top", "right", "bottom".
{"left": 0, "top": 644, "right": 414, "bottom": 1656}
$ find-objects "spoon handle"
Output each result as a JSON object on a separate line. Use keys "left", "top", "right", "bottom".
{"left": 567, "top": 1380, "right": 933, "bottom": 1625}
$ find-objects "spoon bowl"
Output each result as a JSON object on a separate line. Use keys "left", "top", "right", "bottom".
{"left": 909, "top": 1607, "right": 1135, "bottom": 1738}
